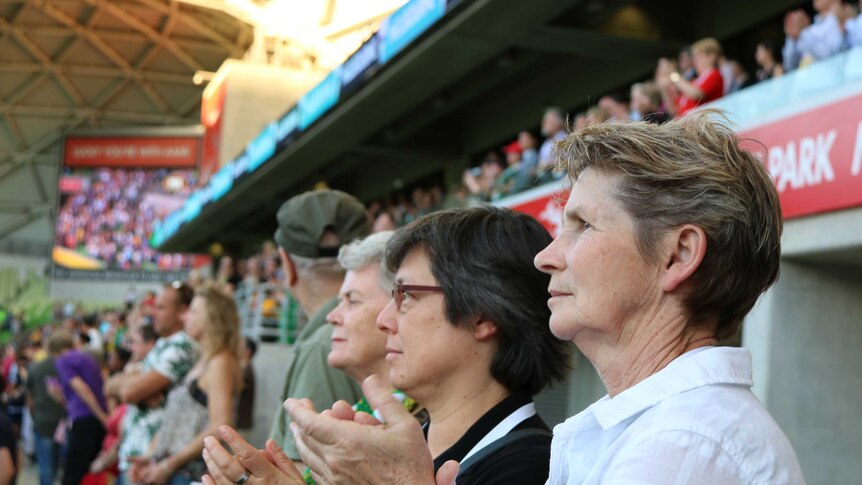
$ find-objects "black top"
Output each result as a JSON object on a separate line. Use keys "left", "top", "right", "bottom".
{"left": 0, "top": 412, "right": 17, "bottom": 485}
{"left": 430, "top": 392, "right": 552, "bottom": 485}
{"left": 188, "top": 377, "right": 208, "bottom": 407}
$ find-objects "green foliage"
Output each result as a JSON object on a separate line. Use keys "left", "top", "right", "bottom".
{"left": 0, "top": 265, "right": 52, "bottom": 332}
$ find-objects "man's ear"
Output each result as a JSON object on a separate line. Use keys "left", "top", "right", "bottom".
{"left": 661, "top": 224, "right": 707, "bottom": 293}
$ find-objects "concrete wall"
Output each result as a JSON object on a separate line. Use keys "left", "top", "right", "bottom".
{"left": 49, "top": 279, "right": 162, "bottom": 305}
{"left": 245, "top": 342, "right": 296, "bottom": 447}
{"left": 215, "top": 60, "right": 326, "bottom": 165}
{"left": 745, "top": 261, "right": 862, "bottom": 484}
{"left": 743, "top": 206, "right": 862, "bottom": 484}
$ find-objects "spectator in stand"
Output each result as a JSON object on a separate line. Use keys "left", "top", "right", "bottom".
{"left": 235, "top": 337, "right": 257, "bottom": 437}
{"left": 89, "top": 323, "right": 158, "bottom": 483}
{"left": 49, "top": 330, "right": 108, "bottom": 485}
{"left": 268, "top": 189, "right": 368, "bottom": 464}
{"left": 2, "top": 347, "right": 26, "bottom": 436}
{"left": 678, "top": 46, "right": 697, "bottom": 81}
{"left": 27, "top": 342, "right": 67, "bottom": 485}
{"left": 783, "top": 0, "right": 845, "bottom": 71}
{"left": 726, "top": 60, "right": 752, "bottom": 94}
{"left": 463, "top": 152, "right": 505, "bottom": 202}
{"left": 130, "top": 284, "right": 242, "bottom": 485}
{"left": 443, "top": 183, "right": 469, "bottom": 209}
{"left": 537, "top": 107, "right": 567, "bottom": 180}
{"left": 83, "top": 314, "right": 104, "bottom": 355}
{"left": 718, "top": 54, "right": 735, "bottom": 95}
{"left": 0, "top": 411, "right": 16, "bottom": 485}
{"left": 631, "top": 82, "right": 670, "bottom": 124}
{"left": 493, "top": 141, "right": 522, "bottom": 200}
{"left": 105, "top": 282, "right": 199, "bottom": 484}
{"left": 372, "top": 211, "right": 398, "bottom": 233}
{"left": 516, "top": 130, "right": 539, "bottom": 189}
{"left": 658, "top": 37, "right": 724, "bottom": 118}
{"left": 598, "top": 94, "right": 630, "bottom": 121}
{"left": 755, "top": 40, "right": 785, "bottom": 82}
{"left": 840, "top": 1, "right": 862, "bottom": 47}
{"left": 582, "top": 106, "right": 610, "bottom": 127}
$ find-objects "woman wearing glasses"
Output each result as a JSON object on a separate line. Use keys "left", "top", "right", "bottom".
{"left": 201, "top": 207, "right": 571, "bottom": 485}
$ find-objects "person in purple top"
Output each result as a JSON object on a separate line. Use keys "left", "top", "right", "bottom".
{"left": 48, "top": 330, "right": 108, "bottom": 485}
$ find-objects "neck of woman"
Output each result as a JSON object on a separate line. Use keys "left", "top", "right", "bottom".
{"left": 581, "top": 308, "right": 719, "bottom": 398}
{"left": 420, "top": 373, "right": 510, "bottom": 458}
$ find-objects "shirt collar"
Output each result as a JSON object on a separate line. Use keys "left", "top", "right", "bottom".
{"left": 431, "top": 392, "right": 536, "bottom": 468}
{"left": 590, "top": 346, "right": 753, "bottom": 430}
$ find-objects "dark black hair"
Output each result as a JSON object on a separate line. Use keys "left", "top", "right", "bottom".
{"left": 166, "top": 281, "right": 194, "bottom": 307}
{"left": 758, "top": 39, "right": 776, "bottom": 54}
{"left": 82, "top": 313, "right": 98, "bottom": 328}
{"left": 385, "top": 207, "right": 571, "bottom": 395}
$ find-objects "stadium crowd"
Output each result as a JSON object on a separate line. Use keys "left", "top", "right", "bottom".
{"left": 3, "top": 2, "right": 859, "bottom": 483}
{"left": 1, "top": 289, "right": 257, "bottom": 485}
{"left": 55, "top": 168, "right": 196, "bottom": 272}
{"left": 364, "top": 0, "right": 862, "bottom": 224}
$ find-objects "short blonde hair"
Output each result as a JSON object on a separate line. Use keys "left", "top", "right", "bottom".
{"left": 691, "top": 37, "right": 721, "bottom": 57}
{"left": 557, "top": 109, "right": 781, "bottom": 340}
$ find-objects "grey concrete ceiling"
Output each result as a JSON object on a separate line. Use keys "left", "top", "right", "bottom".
{"left": 0, "top": 0, "right": 252, "bottom": 253}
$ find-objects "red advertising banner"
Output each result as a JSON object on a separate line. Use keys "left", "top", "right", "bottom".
{"left": 740, "top": 93, "right": 862, "bottom": 219}
{"left": 64, "top": 136, "right": 200, "bottom": 168}
{"left": 497, "top": 184, "right": 569, "bottom": 236}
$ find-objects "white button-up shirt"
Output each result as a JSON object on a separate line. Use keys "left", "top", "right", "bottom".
{"left": 547, "top": 347, "right": 805, "bottom": 484}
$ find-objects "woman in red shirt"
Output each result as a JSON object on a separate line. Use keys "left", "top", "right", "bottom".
{"left": 658, "top": 37, "right": 724, "bottom": 117}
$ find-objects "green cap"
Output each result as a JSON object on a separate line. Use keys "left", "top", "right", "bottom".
{"left": 274, "top": 189, "right": 370, "bottom": 258}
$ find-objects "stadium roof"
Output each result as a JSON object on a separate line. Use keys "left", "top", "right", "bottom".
{"left": 0, "top": 0, "right": 431, "bottom": 257}
{"left": 0, "top": 0, "right": 254, "bottom": 254}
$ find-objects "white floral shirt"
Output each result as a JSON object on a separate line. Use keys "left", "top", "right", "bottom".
{"left": 118, "top": 331, "right": 198, "bottom": 471}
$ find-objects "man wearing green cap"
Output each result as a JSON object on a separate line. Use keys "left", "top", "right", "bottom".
{"left": 269, "top": 189, "right": 368, "bottom": 464}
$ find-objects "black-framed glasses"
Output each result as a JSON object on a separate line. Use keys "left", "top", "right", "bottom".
{"left": 391, "top": 281, "right": 443, "bottom": 311}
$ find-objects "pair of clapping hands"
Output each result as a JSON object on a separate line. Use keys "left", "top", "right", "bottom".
{"left": 200, "top": 375, "right": 458, "bottom": 485}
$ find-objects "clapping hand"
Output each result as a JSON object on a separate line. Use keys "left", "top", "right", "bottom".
{"left": 201, "top": 427, "right": 303, "bottom": 485}
{"left": 288, "top": 374, "right": 460, "bottom": 485}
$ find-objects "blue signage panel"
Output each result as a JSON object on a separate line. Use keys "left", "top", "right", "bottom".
{"left": 276, "top": 109, "right": 300, "bottom": 145}
{"left": 378, "top": 0, "right": 446, "bottom": 64}
{"left": 298, "top": 68, "right": 343, "bottom": 130}
{"left": 182, "top": 190, "right": 204, "bottom": 222}
{"left": 342, "top": 34, "right": 380, "bottom": 90}
{"left": 208, "top": 163, "right": 234, "bottom": 203}
{"left": 246, "top": 122, "right": 277, "bottom": 173}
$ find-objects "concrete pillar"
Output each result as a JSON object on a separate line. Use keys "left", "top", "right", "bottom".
{"left": 744, "top": 260, "right": 862, "bottom": 484}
